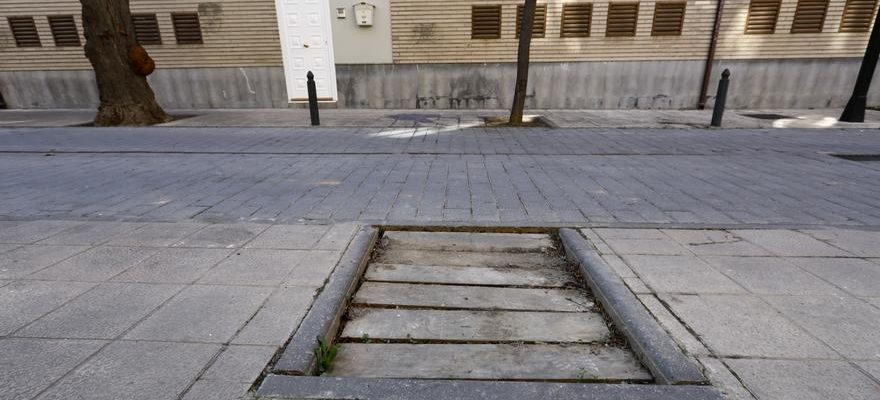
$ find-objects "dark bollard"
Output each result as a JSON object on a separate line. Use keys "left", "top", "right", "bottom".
{"left": 710, "top": 69, "right": 730, "bottom": 127}
{"left": 307, "top": 71, "right": 320, "bottom": 126}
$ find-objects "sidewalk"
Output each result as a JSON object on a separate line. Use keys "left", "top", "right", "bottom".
{"left": 2, "top": 220, "right": 879, "bottom": 399}
{"left": 2, "top": 108, "right": 879, "bottom": 129}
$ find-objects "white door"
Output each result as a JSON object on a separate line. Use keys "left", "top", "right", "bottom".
{"left": 275, "top": 0, "right": 337, "bottom": 101}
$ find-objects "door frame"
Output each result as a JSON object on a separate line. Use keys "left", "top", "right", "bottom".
{"left": 274, "top": 0, "right": 338, "bottom": 102}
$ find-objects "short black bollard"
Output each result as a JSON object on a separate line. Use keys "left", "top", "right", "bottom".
{"left": 710, "top": 69, "right": 730, "bottom": 127}
{"left": 307, "top": 71, "right": 320, "bottom": 126}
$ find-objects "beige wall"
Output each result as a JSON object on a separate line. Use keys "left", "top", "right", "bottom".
{"left": 0, "top": 0, "right": 283, "bottom": 71}
{"left": 715, "top": 0, "right": 873, "bottom": 59}
{"left": 389, "top": 0, "right": 875, "bottom": 63}
{"left": 330, "top": 0, "right": 393, "bottom": 63}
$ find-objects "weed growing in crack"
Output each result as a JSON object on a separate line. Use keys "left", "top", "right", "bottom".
{"left": 314, "top": 337, "right": 339, "bottom": 375}
{"left": 361, "top": 333, "right": 371, "bottom": 343}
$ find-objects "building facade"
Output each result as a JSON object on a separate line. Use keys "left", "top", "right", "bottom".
{"left": 0, "top": 0, "right": 878, "bottom": 109}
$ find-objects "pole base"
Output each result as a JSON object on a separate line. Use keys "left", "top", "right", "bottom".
{"left": 840, "top": 95, "right": 867, "bottom": 123}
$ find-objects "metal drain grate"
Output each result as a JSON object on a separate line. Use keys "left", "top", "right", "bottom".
{"left": 832, "top": 154, "right": 880, "bottom": 162}
{"left": 742, "top": 113, "right": 793, "bottom": 120}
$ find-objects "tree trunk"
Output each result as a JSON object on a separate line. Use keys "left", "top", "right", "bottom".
{"left": 80, "top": 0, "right": 170, "bottom": 126}
{"left": 509, "top": 0, "right": 537, "bottom": 125}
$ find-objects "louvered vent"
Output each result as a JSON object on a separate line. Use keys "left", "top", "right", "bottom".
{"left": 48, "top": 15, "right": 80, "bottom": 46}
{"left": 606, "top": 3, "right": 639, "bottom": 37}
{"left": 790, "top": 0, "right": 829, "bottom": 33}
{"left": 171, "top": 12, "right": 203, "bottom": 44}
{"left": 840, "top": 0, "right": 878, "bottom": 32}
{"left": 132, "top": 13, "right": 162, "bottom": 45}
{"left": 560, "top": 4, "right": 593, "bottom": 37}
{"left": 472, "top": 5, "right": 502, "bottom": 39}
{"left": 745, "top": 0, "right": 781, "bottom": 34}
{"left": 7, "top": 16, "right": 41, "bottom": 47}
{"left": 516, "top": 4, "right": 548, "bottom": 38}
{"left": 652, "top": 2, "right": 687, "bottom": 36}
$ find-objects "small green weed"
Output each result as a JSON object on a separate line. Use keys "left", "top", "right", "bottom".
{"left": 314, "top": 337, "right": 339, "bottom": 375}
{"left": 361, "top": 333, "right": 371, "bottom": 343}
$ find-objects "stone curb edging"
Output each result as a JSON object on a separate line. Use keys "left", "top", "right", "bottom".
{"left": 558, "top": 228, "right": 707, "bottom": 385}
{"left": 258, "top": 375, "right": 722, "bottom": 399}
{"left": 272, "top": 225, "right": 379, "bottom": 375}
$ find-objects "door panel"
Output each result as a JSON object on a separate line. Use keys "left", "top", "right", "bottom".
{"left": 277, "top": 0, "right": 336, "bottom": 101}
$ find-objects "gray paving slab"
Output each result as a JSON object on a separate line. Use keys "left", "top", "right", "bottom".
{"left": 181, "top": 380, "right": 252, "bottom": 400}
{"left": 0, "top": 280, "right": 96, "bottom": 335}
{"left": 866, "top": 297, "right": 880, "bottom": 309}
{"left": 201, "top": 344, "right": 276, "bottom": 383}
{"left": 0, "top": 243, "right": 20, "bottom": 254}
{"left": 232, "top": 286, "right": 317, "bottom": 346}
{"left": 660, "top": 294, "right": 838, "bottom": 359}
{"left": 786, "top": 257, "right": 880, "bottom": 297}
{"left": 600, "top": 238, "right": 689, "bottom": 256}
{"left": 313, "top": 223, "right": 359, "bottom": 250}
{"left": 802, "top": 229, "right": 880, "bottom": 257}
{"left": 353, "top": 282, "right": 593, "bottom": 312}
{"left": 16, "top": 282, "right": 181, "bottom": 339}
{"left": 726, "top": 359, "right": 880, "bottom": 400}
{"left": 623, "top": 255, "right": 746, "bottom": 294}
{"left": 259, "top": 375, "right": 723, "bottom": 400}
{"left": 105, "top": 222, "right": 208, "bottom": 247}
{"left": 637, "top": 295, "right": 710, "bottom": 357}
{"left": 330, "top": 343, "right": 652, "bottom": 381}
{"left": 29, "top": 246, "right": 159, "bottom": 282}
{"left": 593, "top": 229, "right": 669, "bottom": 240}
{"left": 662, "top": 230, "right": 772, "bottom": 256}
{"left": 0, "top": 220, "right": 83, "bottom": 244}
{"left": 283, "top": 250, "right": 342, "bottom": 287}
{"left": 36, "top": 222, "right": 144, "bottom": 245}
{"left": 623, "top": 277, "right": 652, "bottom": 294}
{"left": 377, "top": 249, "right": 560, "bottom": 268}
{"left": 697, "top": 357, "right": 756, "bottom": 400}
{"left": 763, "top": 294, "right": 880, "bottom": 360}
{"left": 0, "top": 245, "right": 88, "bottom": 279}
{"left": 198, "top": 249, "right": 310, "bottom": 286}
{"left": 125, "top": 284, "right": 273, "bottom": 343}
{"left": 599, "top": 254, "right": 638, "bottom": 278}
{"left": 245, "top": 224, "right": 330, "bottom": 249}
{"left": 365, "top": 263, "right": 572, "bottom": 287}
{"left": 173, "top": 223, "right": 268, "bottom": 248}
{"left": 341, "top": 308, "right": 610, "bottom": 343}
{"left": 701, "top": 256, "right": 841, "bottom": 295}
{"left": 382, "top": 231, "right": 554, "bottom": 252}
{"left": 731, "top": 230, "right": 853, "bottom": 257}
{"left": 857, "top": 361, "right": 880, "bottom": 381}
{"left": 111, "top": 248, "right": 233, "bottom": 284}
{"left": 0, "top": 338, "right": 106, "bottom": 400}
{"left": 36, "top": 340, "right": 220, "bottom": 400}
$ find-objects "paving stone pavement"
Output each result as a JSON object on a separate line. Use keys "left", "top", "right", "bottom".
{"left": 0, "top": 126, "right": 879, "bottom": 226}
{"left": 586, "top": 227, "right": 880, "bottom": 400}
{"left": 0, "top": 220, "right": 357, "bottom": 400}
{"left": 1, "top": 125, "right": 880, "bottom": 399}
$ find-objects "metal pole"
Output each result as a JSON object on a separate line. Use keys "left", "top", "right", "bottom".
{"left": 711, "top": 69, "right": 730, "bottom": 127}
{"left": 840, "top": 10, "right": 880, "bottom": 122}
{"left": 307, "top": 71, "right": 320, "bottom": 126}
{"left": 698, "top": 0, "right": 726, "bottom": 109}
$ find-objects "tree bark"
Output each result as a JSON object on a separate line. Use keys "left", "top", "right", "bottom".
{"left": 80, "top": 0, "right": 170, "bottom": 126}
{"left": 509, "top": 0, "right": 537, "bottom": 125}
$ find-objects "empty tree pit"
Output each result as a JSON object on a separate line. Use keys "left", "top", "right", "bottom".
{"left": 258, "top": 227, "right": 720, "bottom": 400}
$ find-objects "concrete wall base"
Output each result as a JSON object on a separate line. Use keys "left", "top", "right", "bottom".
{"left": 1, "top": 58, "right": 877, "bottom": 109}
